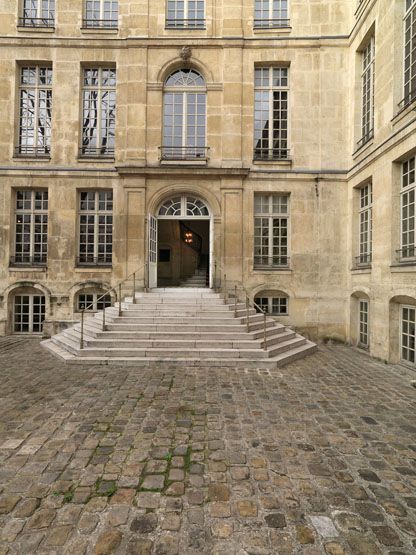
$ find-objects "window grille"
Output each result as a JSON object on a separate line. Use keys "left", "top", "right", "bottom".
{"left": 254, "top": 194, "right": 289, "bottom": 268}
{"left": 12, "top": 190, "right": 48, "bottom": 267}
{"left": 17, "top": 66, "right": 52, "bottom": 157}
{"left": 254, "top": 0, "right": 289, "bottom": 29}
{"left": 81, "top": 68, "right": 116, "bottom": 157}
{"left": 78, "top": 191, "right": 113, "bottom": 266}
{"left": 166, "top": 0, "right": 205, "bottom": 28}
{"left": 254, "top": 67, "right": 289, "bottom": 160}
{"left": 83, "top": 0, "right": 118, "bottom": 28}
{"left": 19, "top": 0, "right": 55, "bottom": 27}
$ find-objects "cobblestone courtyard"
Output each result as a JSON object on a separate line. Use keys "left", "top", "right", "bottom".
{"left": 0, "top": 339, "right": 415, "bottom": 554}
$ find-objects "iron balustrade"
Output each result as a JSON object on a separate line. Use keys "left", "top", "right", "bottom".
{"left": 253, "top": 256, "right": 290, "bottom": 269}
{"left": 9, "top": 255, "right": 47, "bottom": 267}
{"left": 165, "top": 19, "right": 206, "bottom": 29}
{"left": 79, "top": 264, "right": 146, "bottom": 349}
{"left": 159, "top": 146, "right": 210, "bottom": 161}
{"left": 253, "top": 148, "right": 290, "bottom": 161}
{"left": 15, "top": 146, "right": 50, "bottom": 157}
{"left": 18, "top": 17, "right": 55, "bottom": 28}
{"left": 354, "top": 253, "right": 372, "bottom": 268}
{"left": 356, "top": 129, "right": 374, "bottom": 149}
{"left": 79, "top": 146, "right": 115, "bottom": 158}
{"left": 82, "top": 19, "right": 118, "bottom": 29}
{"left": 76, "top": 256, "right": 112, "bottom": 268}
{"left": 253, "top": 19, "right": 290, "bottom": 28}
{"left": 398, "top": 89, "right": 416, "bottom": 111}
{"left": 396, "top": 247, "right": 416, "bottom": 263}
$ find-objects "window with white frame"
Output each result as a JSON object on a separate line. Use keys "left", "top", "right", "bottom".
{"left": 78, "top": 191, "right": 113, "bottom": 266}
{"left": 254, "top": 67, "right": 289, "bottom": 160}
{"left": 358, "top": 299, "right": 369, "bottom": 347}
{"left": 19, "top": 0, "right": 55, "bottom": 27}
{"left": 359, "top": 36, "right": 375, "bottom": 147}
{"left": 18, "top": 66, "right": 52, "bottom": 156}
{"left": 84, "top": 0, "right": 118, "bottom": 28}
{"left": 166, "top": 1, "right": 205, "bottom": 28}
{"left": 14, "top": 294, "right": 45, "bottom": 333}
{"left": 76, "top": 291, "right": 112, "bottom": 312}
{"left": 81, "top": 68, "right": 116, "bottom": 157}
{"left": 13, "top": 190, "right": 48, "bottom": 266}
{"left": 401, "top": 0, "right": 416, "bottom": 108}
{"left": 254, "top": 194, "right": 289, "bottom": 268}
{"left": 254, "top": 1, "right": 289, "bottom": 29}
{"left": 357, "top": 183, "right": 372, "bottom": 266}
{"left": 162, "top": 69, "right": 207, "bottom": 160}
{"left": 399, "top": 155, "right": 415, "bottom": 261}
{"left": 401, "top": 305, "right": 415, "bottom": 364}
{"left": 254, "top": 294, "right": 288, "bottom": 315}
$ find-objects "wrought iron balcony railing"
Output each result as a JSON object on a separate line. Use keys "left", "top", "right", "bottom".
{"left": 356, "top": 129, "right": 374, "bottom": 149}
{"left": 396, "top": 247, "right": 416, "bottom": 263}
{"left": 354, "top": 253, "right": 372, "bottom": 268}
{"left": 79, "top": 146, "right": 115, "bottom": 158}
{"left": 10, "top": 255, "right": 47, "bottom": 267}
{"left": 15, "top": 146, "right": 51, "bottom": 157}
{"left": 18, "top": 17, "right": 55, "bottom": 28}
{"left": 254, "top": 256, "right": 290, "bottom": 269}
{"left": 76, "top": 256, "right": 112, "bottom": 268}
{"left": 253, "top": 148, "right": 290, "bottom": 161}
{"left": 165, "top": 19, "right": 206, "bottom": 29}
{"left": 159, "top": 146, "right": 210, "bottom": 161}
{"left": 82, "top": 19, "right": 118, "bottom": 29}
{"left": 398, "top": 89, "right": 416, "bottom": 111}
{"left": 253, "top": 18, "right": 290, "bottom": 29}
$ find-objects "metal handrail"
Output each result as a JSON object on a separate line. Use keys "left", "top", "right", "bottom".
{"left": 80, "top": 263, "right": 146, "bottom": 349}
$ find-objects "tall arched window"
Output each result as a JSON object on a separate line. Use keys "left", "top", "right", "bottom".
{"left": 162, "top": 69, "right": 207, "bottom": 161}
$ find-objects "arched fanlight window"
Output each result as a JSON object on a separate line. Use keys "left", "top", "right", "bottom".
{"left": 158, "top": 195, "right": 210, "bottom": 218}
{"left": 162, "top": 69, "right": 207, "bottom": 160}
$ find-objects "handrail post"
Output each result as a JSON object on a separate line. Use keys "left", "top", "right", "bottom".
{"left": 246, "top": 295, "right": 250, "bottom": 332}
{"left": 118, "top": 283, "right": 122, "bottom": 317}
{"left": 80, "top": 310, "right": 84, "bottom": 350}
{"left": 132, "top": 272, "right": 136, "bottom": 304}
{"left": 214, "top": 262, "right": 217, "bottom": 291}
{"left": 234, "top": 285, "right": 237, "bottom": 317}
{"left": 144, "top": 262, "right": 148, "bottom": 292}
{"left": 263, "top": 311, "right": 267, "bottom": 350}
{"left": 102, "top": 302, "right": 106, "bottom": 332}
{"left": 224, "top": 273, "right": 227, "bottom": 303}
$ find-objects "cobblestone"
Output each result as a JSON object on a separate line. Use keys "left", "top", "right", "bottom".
{"left": 0, "top": 340, "right": 415, "bottom": 553}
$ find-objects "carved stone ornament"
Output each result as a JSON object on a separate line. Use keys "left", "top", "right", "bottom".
{"left": 179, "top": 46, "right": 192, "bottom": 62}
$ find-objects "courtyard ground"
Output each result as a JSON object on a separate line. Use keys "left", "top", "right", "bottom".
{"left": 0, "top": 339, "right": 415, "bottom": 555}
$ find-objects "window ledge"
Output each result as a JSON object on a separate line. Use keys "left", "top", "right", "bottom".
{"left": 352, "top": 138, "right": 374, "bottom": 158}
{"left": 77, "top": 157, "right": 115, "bottom": 163}
{"left": 160, "top": 159, "right": 207, "bottom": 166}
{"left": 252, "top": 26, "right": 291, "bottom": 34}
{"left": 17, "top": 26, "right": 55, "bottom": 33}
{"left": 74, "top": 267, "right": 113, "bottom": 273}
{"left": 80, "top": 28, "right": 118, "bottom": 34}
{"left": 390, "top": 263, "right": 416, "bottom": 272}
{"left": 252, "top": 159, "right": 292, "bottom": 166}
{"left": 9, "top": 266, "right": 47, "bottom": 272}
{"left": 350, "top": 267, "right": 371, "bottom": 274}
{"left": 392, "top": 99, "right": 416, "bottom": 126}
{"left": 253, "top": 268, "right": 292, "bottom": 274}
{"left": 13, "top": 155, "right": 51, "bottom": 161}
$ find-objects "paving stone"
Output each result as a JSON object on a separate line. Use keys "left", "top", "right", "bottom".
{"left": 126, "top": 539, "right": 153, "bottom": 555}
{"left": 372, "top": 525, "right": 403, "bottom": 547}
{"left": 140, "top": 475, "right": 165, "bottom": 491}
{"left": 235, "top": 500, "right": 258, "bottom": 517}
{"left": 346, "top": 533, "right": 382, "bottom": 555}
{"left": 27, "top": 508, "right": 56, "bottom": 529}
{"left": 94, "top": 530, "right": 122, "bottom": 555}
{"left": 13, "top": 497, "right": 39, "bottom": 518}
{"left": 296, "top": 525, "right": 316, "bottom": 544}
{"left": 130, "top": 513, "right": 158, "bottom": 533}
{"left": 1, "top": 519, "right": 25, "bottom": 542}
{"left": 209, "top": 502, "right": 231, "bottom": 518}
{"left": 324, "top": 542, "right": 347, "bottom": 555}
{"left": 136, "top": 492, "right": 161, "bottom": 509}
{"left": 265, "top": 512, "right": 286, "bottom": 528}
{"left": 107, "top": 505, "right": 130, "bottom": 526}
{"left": 78, "top": 512, "right": 99, "bottom": 533}
{"left": 154, "top": 534, "right": 179, "bottom": 555}
{"left": 0, "top": 495, "right": 21, "bottom": 515}
{"left": 309, "top": 515, "right": 339, "bottom": 538}
{"left": 161, "top": 513, "right": 181, "bottom": 531}
{"left": 43, "top": 525, "right": 72, "bottom": 546}
{"left": 208, "top": 483, "right": 230, "bottom": 502}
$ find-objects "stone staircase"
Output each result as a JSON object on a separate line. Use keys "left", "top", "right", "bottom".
{"left": 180, "top": 267, "right": 207, "bottom": 287}
{"left": 42, "top": 288, "right": 317, "bottom": 367}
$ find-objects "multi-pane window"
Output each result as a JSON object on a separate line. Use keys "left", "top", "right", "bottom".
{"left": 166, "top": 1, "right": 205, "bottom": 28}
{"left": 400, "top": 156, "right": 415, "bottom": 261}
{"left": 77, "top": 292, "right": 112, "bottom": 312}
{"left": 84, "top": 0, "right": 118, "bottom": 28}
{"left": 162, "top": 69, "right": 207, "bottom": 160}
{"left": 81, "top": 68, "right": 116, "bottom": 157}
{"left": 18, "top": 66, "right": 52, "bottom": 157}
{"left": 358, "top": 299, "right": 369, "bottom": 348}
{"left": 78, "top": 191, "right": 113, "bottom": 266}
{"left": 359, "top": 37, "right": 375, "bottom": 147}
{"left": 254, "top": 1, "right": 289, "bottom": 29}
{"left": 254, "top": 194, "right": 289, "bottom": 268}
{"left": 402, "top": 0, "right": 416, "bottom": 108}
{"left": 401, "top": 305, "right": 415, "bottom": 365}
{"left": 254, "top": 67, "right": 289, "bottom": 160}
{"left": 357, "top": 183, "right": 372, "bottom": 266}
{"left": 14, "top": 294, "right": 45, "bottom": 334}
{"left": 255, "top": 295, "right": 288, "bottom": 315}
{"left": 19, "top": 0, "right": 55, "bottom": 27}
{"left": 13, "top": 190, "right": 48, "bottom": 267}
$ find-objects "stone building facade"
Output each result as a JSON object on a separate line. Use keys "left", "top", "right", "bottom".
{"left": 0, "top": 0, "right": 415, "bottom": 368}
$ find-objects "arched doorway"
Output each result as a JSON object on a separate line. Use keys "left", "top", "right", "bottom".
{"left": 148, "top": 195, "right": 213, "bottom": 288}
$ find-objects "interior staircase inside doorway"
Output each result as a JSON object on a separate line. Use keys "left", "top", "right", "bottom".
{"left": 180, "top": 265, "right": 208, "bottom": 287}
{"left": 42, "top": 288, "right": 316, "bottom": 367}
